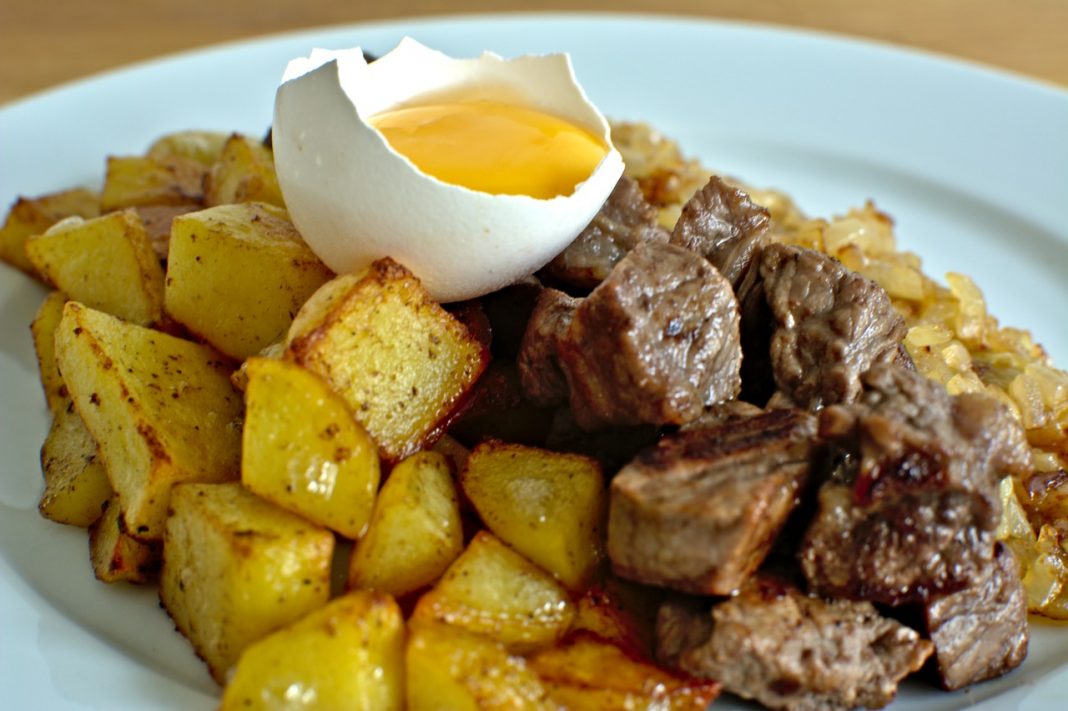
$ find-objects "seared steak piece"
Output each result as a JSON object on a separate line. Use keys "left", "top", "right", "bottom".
{"left": 761, "top": 243, "right": 906, "bottom": 410}
{"left": 541, "top": 175, "right": 668, "bottom": 291}
{"left": 670, "top": 175, "right": 770, "bottom": 291}
{"left": 608, "top": 409, "right": 816, "bottom": 594}
{"left": 558, "top": 241, "right": 742, "bottom": 429}
{"left": 668, "top": 577, "right": 932, "bottom": 711}
{"left": 801, "top": 364, "right": 1032, "bottom": 605}
{"left": 517, "top": 288, "right": 580, "bottom": 407}
{"left": 922, "top": 542, "right": 1028, "bottom": 690}
{"left": 679, "top": 399, "right": 764, "bottom": 432}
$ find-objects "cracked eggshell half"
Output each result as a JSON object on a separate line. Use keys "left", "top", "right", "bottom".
{"left": 272, "top": 38, "right": 624, "bottom": 302}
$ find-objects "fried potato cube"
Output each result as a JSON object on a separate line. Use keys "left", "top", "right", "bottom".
{"left": 406, "top": 623, "right": 555, "bottom": 711}
{"left": 528, "top": 633, "right": 721, "bottom": 710}
{"left": 221, "top": 590, "right": 404, "bottom": 710}
{"left": 161, "top": 482, "right": 334, "bottom": 683}
{"left": 26, "top": 209, "right": 165, "bottom": 326}
{"left": 348, "top": 451, "right": 462, "bottom": 596}
{"left": 0, "top": 187, "right": 99, "bottom": 275}
{"left": 204, "top": 134, "right": 285, "bottom": 207}
{"left": 89, "top": 498, "right": 160, "bottom": 583}
{"left": 54, "top": 302, "right": 242, "bottom": 539}
{"left": 288, "top": 261, "right": 489, "bottom": 462}
{"left": 33, "top": 292, "right": 113, "bottom": 526}
{"left": 164, "top": 203, "right": 332, "bottom": 359}
{"left": 242, "top": 357, "right": 379, "bottom": 539}
{"left": 100, "top": 155, "right": 205, "bottom": 212}
{"left": 31, "top": 291, "right": 72, "bottom": 413}
{"left": 40, "top": 402, "right": 112, "bottom": 526}
{"left": 461, "top": 440, "right": 605, "bottom": 590}
{"left": 147, "top": 130, "right": 229, "bottom": 167}
{"left": 412, "top": 531, "right": 574, "bottom": 652}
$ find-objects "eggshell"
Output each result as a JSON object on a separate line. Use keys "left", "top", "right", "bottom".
{"left": 273, "top": 38, "right": 624, "bottom": 302}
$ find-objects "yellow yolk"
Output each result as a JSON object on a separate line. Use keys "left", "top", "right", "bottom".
{"left": 371, "top": 101, "right": 608, "bottom": 199}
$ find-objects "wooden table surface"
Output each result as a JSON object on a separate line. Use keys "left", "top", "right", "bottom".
{"left": 1, "top": 0, "right": 1065, "bottom": 106}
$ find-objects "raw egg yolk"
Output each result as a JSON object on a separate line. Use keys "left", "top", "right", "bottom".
{"left": 371, "top": 101, "right": 608, "bottom": 199}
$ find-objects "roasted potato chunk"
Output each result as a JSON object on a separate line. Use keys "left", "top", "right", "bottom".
{"left": 242, "top": 357, "right": 379, "bottom": 539}
{"left": 0, "top": 187, "right": 99, "bottom": 275}
{"left": 221, "top": 590, "right": 404, "bottom": 710}
{"left": 462, "top": 440, "right": 605, "bottom": 589}
{"left": 54, "top": 302, "right": 243, "bottom": 540}
{"left": 348, "top": 451, "right": 462, "bottom": 596}
{"left": 147, "top": 130, "right": 229, "bottom": 167}
{"left": 204, "top": 134, "right": 285, "bottom": 207}
{"left": 100, "top": 155, "right": 204, "bottom": 212}
{"left": 33, "top": 292, "right": 112, "bottom": 526}
{"left": 40, "top": 402, "right": 112, "bottom": 527}
{"left": 528, "top": 633, "right": 721, "bottom": 710}
{"left": 288, "top": 261, "right": 488, "bottom": 462}
{"left": 31, "top": 291, "right": 72, "bottom": 413}
{"left": 161, "top": 482, "right": 334, "bottom": 683}
{"left": 164, "top": 203, "right": 332, "bottom": 359}
{"left": 88, "top": 498, "right": 160, "bottom": 583}
{"left": 412, "top": 531, "right": 574, "bottom": 652}
{"left": 407, "top": 623, "right": 555, "bottom": 711}
{"left": 26, "top": 209, "right": 165, "bottom": 326}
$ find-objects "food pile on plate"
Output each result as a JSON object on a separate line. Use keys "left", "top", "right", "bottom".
{"left": 2, "top": 112, "right": 1067, "bottom": 710}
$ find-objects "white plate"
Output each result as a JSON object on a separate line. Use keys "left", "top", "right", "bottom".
{"left": 1, "top": 13, "right": 1066, "bottom": 711}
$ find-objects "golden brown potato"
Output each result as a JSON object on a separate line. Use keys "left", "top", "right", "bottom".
{"left": 88, "top": 498, "right": 160, "bottom": 583}
{"left": 528, "top": 633, "right": 721, "bottom": 710}
{"left": 164, "top": 202, "right": 333, "bottom": 359}
{"left": 26, "top": 209, "right": 165, "bottom": 326}
{"left": 287, "top": 261, "right": 488, "bottom": 462}
{"left": 54, "top": 302, "right": 243, "bottom": 540}
{"left": 146, "top": 130, "right": 229, "bottom": 167}
{"left": 161, "top": 482, "right": 334, "bottom": 683}
{"left": 461, "top": 440, "right": 605, "bottom": 589}
{"left": 406, "top": 623, "right": 555, "bottom": 711}
{"left": 100, "top": 155, "right": 205, "bottom": 212}
{"left": 412, "top": 531, "right": 574, "bottom": 652}
{"left": 31, "top": 291, "right": 71, "bottom": 413}
{"left": 33, "top": 291, "right": 113, "bottom": 527}
{"left": 347, "top": 451, "right": 462, "bottom": 596}
{"left": 0, "top": 187, "right": 99, "bottom": 275}
{"left": 220, "top": 590, "right": 404, "bottom": 710}
{"left": 204, "top": 134, "right": 285, "bottom": 207}
{"left": 39, "top": 402, "right": 112, "bottom": 527}
{"left": 570, "top": 580, "right": 662, "bottom": 660}
{"left": 242, "top": 357, "right": 379, "bottom": 539}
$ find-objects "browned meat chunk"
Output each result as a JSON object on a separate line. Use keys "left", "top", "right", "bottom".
{"left": 666, "top": 578, "right": 932, "bottom": 711}
{"left": 923, "top": 542, "right": 1028, "bottom": 690}
{"left": 801, "top": 364, "right": 1032, "bottom": 605}
{"left": 608, "top": 409, "right": 815, "bottom": 594}
{"left": 541, "top": 175, "right": 668, "bottom": 291}
{"left": 679, "top": 399, "right": 764, "bottom": 432}
{"left": 670, "top": 174, "right": 770, "bottom": 291}
{"left": 761, "top": 243, "right": 906, "bottom": 409}
{"left": 557, "top": 241, "right": 742, "bottom": 429}
{"left": 516, "top": 287, "right": 580, "bottom": 407}
{"left": 655, "top": 595, "right": 713, "bottom": 669}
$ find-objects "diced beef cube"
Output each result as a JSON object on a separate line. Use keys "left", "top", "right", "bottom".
{"left": 761, "top": 243, "right": 906, "bottom": 409}
{"left": 517, "top": 287, "right": 580, "bottom": 407}
{"left": 608, "top": 409, "right": 816, "bottom": 594}
{"left": 655, "top": 595, "right": 713, "bottom": 669}
{"left": 678, "top": 399, "right": 764, "bottom": 432}
{"left": 541, "top": 175, "right": 668, "bottom": 291}
{"left": 667, "top": 577, "right": 933, "bottom": 711}
{"left": 670, "top": 174, "right": 770, "bottom": 292}
{"left": 557, "top": 241, "right": 742, "bottom": 429}
{"left": 800, "top": 364, "right": 1032, "bottom": 605}
{"left": 923, "top": 542, "right": 1028, "bottom": 690}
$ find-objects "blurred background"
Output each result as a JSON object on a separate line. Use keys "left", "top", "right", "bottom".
{"left": 2, "top": 0, "right": 1065, "bottom": 104}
